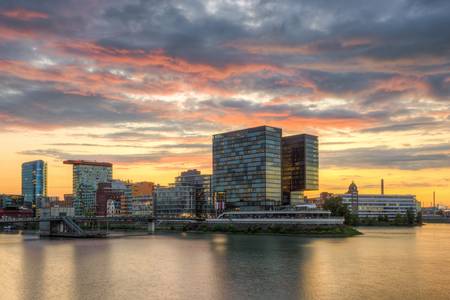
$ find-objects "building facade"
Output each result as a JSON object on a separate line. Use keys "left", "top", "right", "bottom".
{"left": 131, "top": 182, "right": 155, "bottom": 197}
{"left": 281, "top": 134, "right": 318, "bottom": 205}
{"left": 340, "top": 182, "right": 420, "bottom": 219}
{"left": 64, "top": 160, "right": 112, "bottom": 216}
{"left": 21, "top": 160, "right": 47, "bottom": 209}
{"left": 154, "top": 185, "right": 196, "bottom": 218}
{"left": 130, "top": 194, "right": 153, "bottom": 216}
{"left": 213, "top": 126, "right": 282, "bottom": 211}
{"left": 0, "top": 194, "right": 24, "bottom": 208}
{"left": 96, "top": 180, "right": 130, "bottom": 216}
{"left": 175, "top": 169, "right": 212, "bottom": 217}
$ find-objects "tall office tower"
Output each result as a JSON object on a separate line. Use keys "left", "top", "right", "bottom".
{"left": 281, "top": 134, "right": 319, "bottom": 206}
{"left": 63, "top": 160, "right": 112, "bottom": 216}
{"left": 213, "top": 126, "right": 282, "bottom": 211}
{"left": 22, "top": 160, "right": 47, "bottom": 208}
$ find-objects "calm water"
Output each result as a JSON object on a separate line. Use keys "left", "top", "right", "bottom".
{"left": 1, "top": 224, "right": 450, "bottom": 300}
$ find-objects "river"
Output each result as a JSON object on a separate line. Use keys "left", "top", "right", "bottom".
{"left": 1, "top": 224, "right": 450, "bottom": 300}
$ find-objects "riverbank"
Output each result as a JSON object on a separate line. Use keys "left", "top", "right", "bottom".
{"left": 160, "top": 223, "right": 362, "bottom": 237}
{"left": 7, "top": 226, "right": 361, "bottom": 238}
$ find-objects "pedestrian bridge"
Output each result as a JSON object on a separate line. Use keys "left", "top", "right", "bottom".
{"left": 0, "top": 216, "right": 156, "bottom": 237}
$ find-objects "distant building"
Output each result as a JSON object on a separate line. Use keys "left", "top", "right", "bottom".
{"left": 126, "top": 182, "right": 154, "bottom": 216}
{"left": 22, "top": 160, "right": 47, "bottom": 208}
{"left": 130, "top": 194, "right": 153, "bottom": 216}
{"left": 339, "top": 182, "right": 421, "bottom": 219}
{"left": 35, "top": 196, "right": 60, "bottom": 217}
{"left": 213, "top": 126, "right": 282, "bottom": 211}
{"left": 62, "top": 194, "right": 74, "bottom": 207}
{"left": 39, "top": 206, "right": 75, "bottom": 218}
{"left": 64, "top": 160, "right": 112, "bottom": 216}
{"left": 175, "top": 169, "right": 212, "bottom": 217}
{"left": 154, "top": 185, "right": 196, "bottom": 218}
{"left": 131, "top": 182, "right": 155, "bottom": 197}
{"left": 96, "top": 180, "right": 130, "bottom": 216}
{"left": 281, "top": 134, "right": 318, "bottom": 205}
{"left": 0, "top": 207, "right": 33, "bottom": 219}
{"left": 0, "top": 194, "right": 24, "bottom": 208}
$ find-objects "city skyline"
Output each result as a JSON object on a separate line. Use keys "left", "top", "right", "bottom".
{"left": 0, "top": 1, "right": 449, "bottom": 204}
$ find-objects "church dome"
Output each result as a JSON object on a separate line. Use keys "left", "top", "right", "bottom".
{"left": 347, "top": 181, "right": 358, "bottom": 194}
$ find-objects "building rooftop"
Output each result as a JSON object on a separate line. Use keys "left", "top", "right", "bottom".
{"left": 213, "top": 125, "right": 281, "bottom": 138}
{"left": 63, "top": 160, "right": 112, "bottom": 167}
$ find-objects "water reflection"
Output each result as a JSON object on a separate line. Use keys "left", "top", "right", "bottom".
{"left": 2, "top": 226, "right": 450, "bottom": 300}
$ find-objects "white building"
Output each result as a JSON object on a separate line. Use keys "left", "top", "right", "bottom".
{"left": 340, "top": 182, "right": 421, "bottom": 219}
{"left": 50, "top": 207, "right": 75, "bottom": 217}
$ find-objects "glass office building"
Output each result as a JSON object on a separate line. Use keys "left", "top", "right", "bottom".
{"left": 213, "top": 126, "right": 282, "bottom": 211}
{"left": 64, "top": 160, "right": 112, "bottom": 216}
{"left": 281, "top": 134, "right": 319, "bottom": 205}
{"left": 22, "top": 160, "right": 47, "bottom": 208}
{"left": 175, "top": 169, "right": 213, "bottom": 217}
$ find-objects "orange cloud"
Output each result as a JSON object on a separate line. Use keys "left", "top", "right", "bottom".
{"left": 0, "top": 8, "right": 48, "bottom": 21}
{"left": 57, "top": 41, "right": 288, "bottom": 81}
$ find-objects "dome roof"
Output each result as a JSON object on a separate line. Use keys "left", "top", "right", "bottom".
{"left": 347, "top": 181, "right": 358, "bottom": 194}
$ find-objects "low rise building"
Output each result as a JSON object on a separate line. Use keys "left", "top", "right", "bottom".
{"left": 131, "top": 194, "right": 152, "bottom": 216}
{"left": 154, "top": 185, "right": 196, "bottom": 218}
{"left": 175, "top": 169, "right": 212, "bottom": 217}
{"left": 96, "top": 180, "right": 131, "bottom": 216}
{"left": 0, "top": 194, "right": 24, "bottom": 208}
{"left": 339, "top": 182, "right": 421, "bottom": 220}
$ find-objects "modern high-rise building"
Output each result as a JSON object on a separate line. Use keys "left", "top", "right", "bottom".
{"left": 213, "top": 126, "right": 282, "bottom": 211}
{"left": 64, "top": 160, "right": 112, "bottom": 216}
{"left": 281, "top": 134, "right": 319, "bottom": 205}
{"left": 21, "top": 160, "right": 47, "bottom": 208}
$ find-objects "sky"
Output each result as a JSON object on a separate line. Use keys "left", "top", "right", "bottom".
{"left": 0, "top": 0, "right": 449, "bottom": 205}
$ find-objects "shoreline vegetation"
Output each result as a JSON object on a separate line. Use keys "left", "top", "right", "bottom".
{"left": 4, "top": 224, "right": 362, "bottom": 238}
{"left": 160, "top": 223, "right": 362, "bottom": 237}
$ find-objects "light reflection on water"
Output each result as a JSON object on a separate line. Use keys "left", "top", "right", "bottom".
{"left": 1, "top": 225, "right": 450, "bottom": 300}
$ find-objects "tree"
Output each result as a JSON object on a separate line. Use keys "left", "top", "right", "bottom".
{"left": 393, "top": 213, "right": 404, "bottom": 226}
{"left": 416, "top": 211, "right": 423, "bottom": 225}
{"left": 406, "top": 208, "right": 415, "bottom": 225}
{"left": 323, "top": 197, "right": 356, "bottom": 225}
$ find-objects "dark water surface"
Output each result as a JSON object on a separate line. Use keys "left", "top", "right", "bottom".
{"left": 1, "top": 224, "right": 450, "bottom": 300}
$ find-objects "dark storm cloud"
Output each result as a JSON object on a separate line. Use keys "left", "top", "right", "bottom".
{"left": 321, "top": 143, "right": 450, "bottom": 170}
{"left": 360, "top": 117, "right": 449, "bottom": 133}
{"left": 0, "top": 0, "right": 448, "bottom": 136}
{"left": 425, "top": 74, "right": 450, "bottom": 101}
{"left": 198, "top": 98, "right": 378, "bottom": 121}
{"left": 18, "top": 148, "right": 172, "bottom": 164}
{"left": 0, "top": 82, "right": 158, "bottom": 128}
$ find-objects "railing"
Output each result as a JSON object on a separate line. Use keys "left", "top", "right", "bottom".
{"left": 62, "top": 217, "right": 84, "bottom": 234}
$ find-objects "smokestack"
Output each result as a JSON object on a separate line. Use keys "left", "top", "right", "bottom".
{"left": 433, "top": 191, "right": 436, "bottom": 209}
{"left": 381, "top": 179, "right": 384, "bottom": 195}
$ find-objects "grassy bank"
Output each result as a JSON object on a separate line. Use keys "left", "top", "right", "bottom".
{"left": 161, "top": 224, "right": 362, "bottom": 237}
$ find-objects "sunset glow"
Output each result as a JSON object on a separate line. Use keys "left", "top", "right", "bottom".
{"left": 0, "top": 1, "right": 449, "bottom": 205}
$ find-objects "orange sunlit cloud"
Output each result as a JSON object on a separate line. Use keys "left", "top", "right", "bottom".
{"left": 0, "top": 1, "right": 449, "bottom": 204}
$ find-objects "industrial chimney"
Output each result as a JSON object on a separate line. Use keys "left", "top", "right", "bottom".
{"left": 381, "top": 178, "right": 384, "bottom": 195}
{"left": 433, "top": 191, "right": 436, "bottom": 209}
